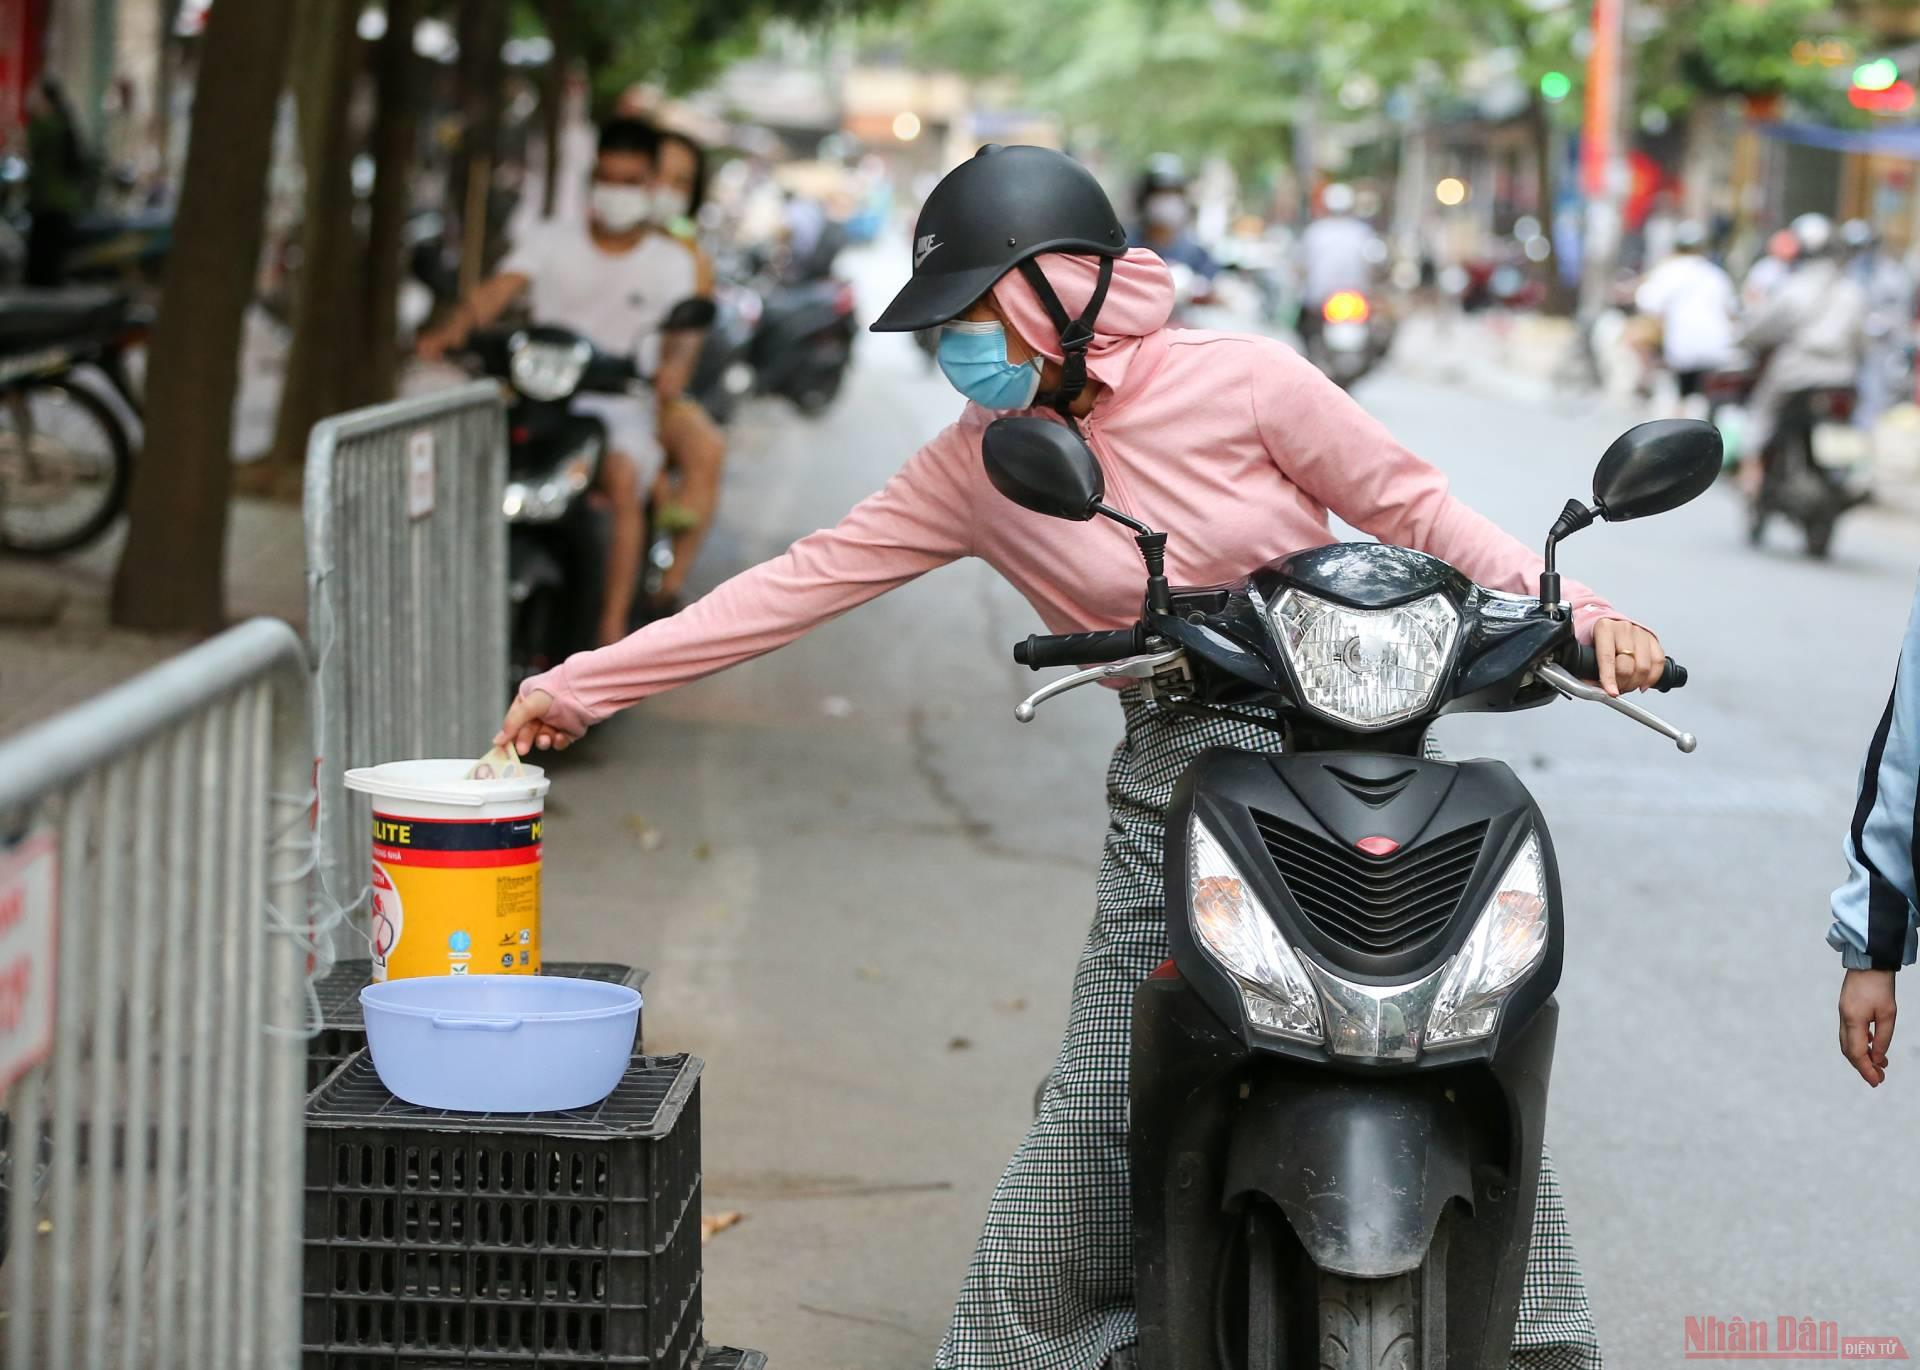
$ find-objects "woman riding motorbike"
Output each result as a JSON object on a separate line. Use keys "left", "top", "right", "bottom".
{"left": 497, "top": 145, "right": 1664, "bottom": 1370}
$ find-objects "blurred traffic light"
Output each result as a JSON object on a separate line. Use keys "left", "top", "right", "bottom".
{"left": 1539, "top": 70, "right": 1572, "bottom": 103}
{"left": 1851, "top": 56, "right": 1913, "bottom": 112}
{"left": 1854, "top": 57, "right": 1899, "bottom": 92}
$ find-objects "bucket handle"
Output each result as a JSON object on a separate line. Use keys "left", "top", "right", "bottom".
{"left": 431, "top": 1014, "right": 523, "bottom": 1032}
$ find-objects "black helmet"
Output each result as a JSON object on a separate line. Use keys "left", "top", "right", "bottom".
{"left": 1135, "top": 152, "right": 1189, "bottom": 208}
{"left": 871, "top": 144, "right": 1126, "bottom": 334}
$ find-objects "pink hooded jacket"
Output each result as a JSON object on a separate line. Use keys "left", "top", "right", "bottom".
{"left": 522, "top": 248, "right": 1620, "bottom": 736}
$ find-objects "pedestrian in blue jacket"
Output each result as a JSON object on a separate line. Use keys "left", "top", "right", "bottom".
{"left": 1834, "top": 579, "right": 1920, "bottom": 1085}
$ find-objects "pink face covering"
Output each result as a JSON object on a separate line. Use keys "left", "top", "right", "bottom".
{"left": 987, "top": 247, "right": 1176, "bottom": 398}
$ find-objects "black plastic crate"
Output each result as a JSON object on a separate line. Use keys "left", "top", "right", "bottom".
{"left": 303, "top": 1053, "right": 701, "bottom": 1366}
{"left": 307, "top": 960, "right": 650, "bottom": 1092}
{"left": 300, "top": 1279, "right": 701, "bottom": 1368}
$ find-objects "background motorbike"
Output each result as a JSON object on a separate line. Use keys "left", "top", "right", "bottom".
{"left": 1748, "top": 383, "right": 1867, "bottom": 558}
{"left": 981, "top": 413, "right": 1719, "bottom": 1369}
{"left": 691, "top": 244, "right": 857, "bottom": 420}
{"left": 0, "top": 285, "right": 148, "bottom": 556}
{"left": 1301, "top": 288, "right": 1391, "bottom": 388}
{"left": 467, "top": 303, "right": 713, "bottom": 681}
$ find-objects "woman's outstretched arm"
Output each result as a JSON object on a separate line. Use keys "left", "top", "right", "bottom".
{"left": 510, "top": 423, "right": 979, "bottom": 744}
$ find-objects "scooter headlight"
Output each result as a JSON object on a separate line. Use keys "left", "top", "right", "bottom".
{"left": 1189, "top": 821, "right": 1323, "bottom": 1043}
{"left": 502, "top": 448, "right": 597, "bottom": 523}
{"left": 508, "top": 334, "right": 592, "bottom": 402}
{"left": 1427, "top": 831, "right": 1549, "bottom": 1046}
{"left": 1272, "top": 589, "right": 1458, "bottom": 729}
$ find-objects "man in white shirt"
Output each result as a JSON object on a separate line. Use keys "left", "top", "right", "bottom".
{"left": 1295, "top": 183, "right": 1380, "bottom": 346}
{"left": 1633, "top": 221, "right": 1737, "bottom": 415}
{"left": 419, "top": 118, "right": 711, "bottom": 644}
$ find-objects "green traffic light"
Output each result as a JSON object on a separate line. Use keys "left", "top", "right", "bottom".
{"left": 1855, "top": 57, "right": 1900, "bottom": 91}
{"left": 1540, "top": 70, "right": 1572, "bottom": 102}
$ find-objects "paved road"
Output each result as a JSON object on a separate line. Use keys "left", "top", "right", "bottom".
{"left": 539, "top": 256, "right": 1920, "bottom": 1367}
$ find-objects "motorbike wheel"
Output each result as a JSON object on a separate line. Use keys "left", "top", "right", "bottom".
{"left": 0, "top": 378, "right": 134, "bottom": 557}
{"left": 1317, "top": 1271, "right": 1420, "bottom": 1370}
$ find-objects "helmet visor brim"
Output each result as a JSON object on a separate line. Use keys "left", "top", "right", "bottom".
{"left": 869, "top": 261, "right": 1010, "bottom": 332}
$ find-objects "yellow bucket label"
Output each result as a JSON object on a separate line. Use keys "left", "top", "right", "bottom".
{"left": 368, "top": 810, "right": 542, "bottom": 980}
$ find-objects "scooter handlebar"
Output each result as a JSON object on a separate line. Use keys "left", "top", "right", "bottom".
{"left": 1013, "top": 627, "right": 1148, "bottom": 671}
{"left": 1565, "top": 643, "right": 1687, "bottom": 692}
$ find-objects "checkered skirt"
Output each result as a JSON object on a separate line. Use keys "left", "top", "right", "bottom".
{"left": 934, "top": 688, "right": 1601, "bottom": 1370}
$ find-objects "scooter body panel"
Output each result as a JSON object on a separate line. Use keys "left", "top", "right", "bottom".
{"left": 1136, "top": 744, "right": 1563, "bottom": 1368}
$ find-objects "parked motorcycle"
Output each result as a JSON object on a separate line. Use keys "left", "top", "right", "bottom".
{"left": 1748, "top": 384, "right": 1869, "bottom": 559}
{"left": 984, "top": 413, "right": 1719, "bottom": 1368}
{"left": 467, "top": 303, "right": 713, "bottom": 680}
{"left": 690, "top": 247, "right": 857, "bottom": 420}
{"left": 0, "top": 286, "right": 147, "bottom": 557}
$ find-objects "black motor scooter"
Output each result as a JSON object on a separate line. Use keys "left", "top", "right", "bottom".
{"left": 1746, "top": 383, "right": 1870, "bottom": 559}
{"left": 984, "top": 414, "right": 1720, "bottom": 1369}
{"left": 468, "top": 301, "right": 714, "bottom": 682}
{"left": 690, "top": 245, "right": 858, "bottom": 420}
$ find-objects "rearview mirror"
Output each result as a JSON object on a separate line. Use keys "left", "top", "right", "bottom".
{"left": 1592, "top": 419, "right": 1723, "bottom": 522}
{"left": 981, "top": 417, "right": 1106, "bottom": 521}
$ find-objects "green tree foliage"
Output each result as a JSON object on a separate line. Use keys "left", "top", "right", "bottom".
{"left": 901, "top": 0, "right": 1868, "bottom": 171}
{"left": 1642, "top": 0, "right": 1864, "bottom": 121}
{"left": 572, "top": 0, "right": 901, "bottom": 109}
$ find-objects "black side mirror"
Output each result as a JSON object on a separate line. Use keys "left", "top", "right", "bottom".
{"left": 981, "top": 417, "right": 1106, "bottom": 522}
{"left": 1592, "top": 419, "right": 1723, "bottom": 522}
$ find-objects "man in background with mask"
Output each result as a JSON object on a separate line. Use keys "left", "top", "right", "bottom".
{"left": 1129, "top": 154, "right": 1218, "bottom": 285}
{"left": 418, "top": 117, "right": 707, "bottom": 641}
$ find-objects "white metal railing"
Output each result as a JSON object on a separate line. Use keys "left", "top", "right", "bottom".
{"left": 0, "top": 618, "right": 311, "bottom": 1369}
{"left": 303, "top": 381, "right": 508, "bottom": 936}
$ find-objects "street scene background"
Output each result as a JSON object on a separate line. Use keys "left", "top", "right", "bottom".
{"left": 1, "top": 0, "right": 1919, "bottom": 1366}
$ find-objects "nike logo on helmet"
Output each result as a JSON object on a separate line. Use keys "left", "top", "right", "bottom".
{"left": 914, "top": 234, "right": 943, "bottom": 269}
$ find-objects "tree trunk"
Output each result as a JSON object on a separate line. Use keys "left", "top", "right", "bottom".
{"left": 1527, "top": 93, "right": 1577, "bottom": 317}
{"left": 265, "top": 0, "right": 366, "bottom": 473}
{"left": 355, "top": 0, "right": 423, "bottom": 406}
{"left": 539, "top": 0, "right": 571, "bottom": 220}
{"left": 109, "top": 0, "right": 294, "bottom": 633}
{"left": 452, "top": 0, "right": 508, "bottom": 280}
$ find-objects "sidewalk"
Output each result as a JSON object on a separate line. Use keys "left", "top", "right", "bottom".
{"left": 0, "top": 496, "right": 307, "bottom": 737}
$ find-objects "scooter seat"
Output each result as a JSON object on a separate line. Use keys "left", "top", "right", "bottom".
{"left": 0, "top": 287, "right": 130, "bottom": 354}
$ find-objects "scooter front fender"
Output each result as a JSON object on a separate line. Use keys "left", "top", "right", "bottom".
{"left": 1223, "top": 1073, "right": 1473, "bottom": 1278}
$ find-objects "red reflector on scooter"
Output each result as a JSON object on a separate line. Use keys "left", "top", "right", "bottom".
{"left": 1356, "top": 836, "right": 1399, "bottom": 856}
{"left": 1148, "top": 959, "right": 1181, "bottom": 981}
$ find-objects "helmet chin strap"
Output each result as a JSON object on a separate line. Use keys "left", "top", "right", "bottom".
{"left": 1016, "top": 255, "right": 1114, "bottom": 429}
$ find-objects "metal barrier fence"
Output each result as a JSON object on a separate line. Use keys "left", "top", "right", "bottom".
{"left": 304, "top": 381, "right": 508, "bottom": 924}
{"left": 0, "top": 618, "right": 311, "bottom": 1369}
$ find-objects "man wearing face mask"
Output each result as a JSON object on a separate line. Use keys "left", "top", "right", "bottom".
{"left": 495, "top": 145, "right": 1666, "bottom": 1370}
{"left": 1129, "top": 154, "right": 1218, "bottom": 285}
{"left": 417, "top": 117, "right": 702, "bottom": 643}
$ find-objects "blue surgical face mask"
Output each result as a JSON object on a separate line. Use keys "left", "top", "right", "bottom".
{"left": 937, "top": 320, "right": 1043, "bottom": 410}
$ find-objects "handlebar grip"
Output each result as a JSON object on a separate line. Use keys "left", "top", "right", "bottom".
{"left": 1013, "top": 627, "right": 1145, "bottom": 670}
{"left": 1567, "top": 644, "right": 1688, "bottom": 692}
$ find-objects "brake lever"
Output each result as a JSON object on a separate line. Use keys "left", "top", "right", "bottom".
{"left": 1015, "top": 649, "right": 1186, "bottom": 723}
{"left": 1535, "top": 662, "right": 1697, "bottom": 753}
